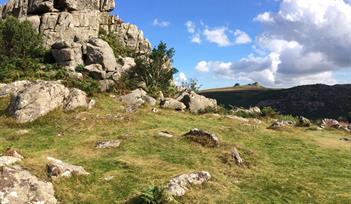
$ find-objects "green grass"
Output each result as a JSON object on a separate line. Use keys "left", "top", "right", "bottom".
{"left": 0, "top": 94, "right": 350, "bottom": 204}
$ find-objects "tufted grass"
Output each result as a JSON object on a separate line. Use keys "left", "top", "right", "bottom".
{"left": 0, "top": 94, "right": 350, "bottom": 204}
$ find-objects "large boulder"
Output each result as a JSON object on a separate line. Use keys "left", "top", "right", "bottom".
{"left": 321, "top": 119, "right": 341, "bottom": 129}
{"left": 86, "top": 38, "right": 118, "bottom": 72}
{"left": 81, "top": 64, "right": 106, "bottom": 80}
{"left": 166, "top": 171, "right": 211, "bottom": 197}
{"left": 160, "top": 98, "right": 186, "bottom": 111}
{"left": 119, "top": 89, "right": 156, "bottom": 108}
{"left": 7, "top": 81, "right": 94, "bottom": 123}
{"left": 0, "top": 165, "right": 57, "bottom": 204}
{"left": 178, "top": 91, "right": 217, "bottom": 113}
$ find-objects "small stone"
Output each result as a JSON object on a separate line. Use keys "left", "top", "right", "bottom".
{"left": 95, "top": 140, "right": 121, "bottom": 149}
{"left": 158, "top": 131, "right": 174, "bottom": 138}
{"left": 15, "top": 129, "right": 30, "bottom": 135}
{"left": 47, "top": 157, "right": 89, "bottom": 178}
{"left": 103, "top": 176, "right": 115, "bottom": 181}
{"left": 152, "top": 108, "right": 159, "bottom": 113}
{"left": 183, "top": 129, "right": 220, "bottom": 147}
{"left": 166, "top": 171, "right": 211, "bottom": 197}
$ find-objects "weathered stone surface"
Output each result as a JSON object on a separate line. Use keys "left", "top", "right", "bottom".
{"left": 52, "top": 41, "right": 83, "bottom": 69}
{"left": 178, "top": 91, "right": 217, "bottom": 114}
{"left": 86, "top": 38, "right": 118, "bottom": 72}
{"left": 0, "top": 156, "right": 21, "bottom": 167}
{"left": 47, "top": 157, "right": 89, "bottom": 177}
{"left": 160, "top": 98, "right": 186, "bottom": 111}
{"left": 183, "top": 129, "right": 220, "bottom": 147}
{"left": 166, "top": 171, "right": 211, "bottom": 197}
{"left": 269, "top": 120, "right": 295, "bottom": 129}
{"left": 0, "top": 165, "right": 57, "bottom": 204}
{"left": 231, "top": 106, "right": 262, "bottom": 116}
{"left": 82, "top": 64, "right": 106, "bottom": 80}
{"left": 28, "top": 0, "right": 54, "bottom": 14}
{"left": 7, "top": 81, "right": 94, "bottom": 123}
{"left": 7, "top": 81, "right": 70, "bottom": 123}
{"left": 64, "top": 88, "right": 95, "bottom": 111}
{"left": 0, "top": 80, "right": 32, "bottom": 98}
{"left": 142, "top": 95, "right": 157, "bottom": 106}
{"left": 95, "top": 140, "right": 121, "bottom": 149}
{"left": 119, "top": 89, "right": 147, "bottom": 108}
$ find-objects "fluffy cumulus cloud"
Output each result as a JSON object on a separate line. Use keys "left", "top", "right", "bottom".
{"left": 196, "top": 0, "right": 351, "bottom": 87}
{"left": 152, "top": 18, "right": 170, "bottom": 27}
{"left": 185, "top": 21, "right": 251, "bottom": 47}
{"left": 234, "top": 29, "right": 252, "bottom": 44}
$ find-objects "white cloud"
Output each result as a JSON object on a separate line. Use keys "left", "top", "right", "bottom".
{"left": 203, "top": 27, "right": 231, "bottom": 47}
{"left": 234, "top": 29, "right": 252, "bottom": 44}
{"left": 196, "top": 0, "right": 351, "bottom": 87}
{"left": 254, "top": 12, "right": 275, "bottom": 22}
{"left": 152, "top": 18, "right": 170, "bottom": 27}
{"left": 175, "top": 72, "right": 188, "bottom": 86}
{"left": 195, "top": 61, "right": 210, "bottom": 73}
{"left": 185, "top": 21, "right": 196, "bottom": 33}
{"left": 191, "top": 33, "right": 202, "bottom": 44}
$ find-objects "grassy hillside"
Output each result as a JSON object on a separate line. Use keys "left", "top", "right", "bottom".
{"left": 200, "top": 84, "right": 351, "bottom": 120}
{"left": 0, "top": 95, "right": 351, "bottom": 203}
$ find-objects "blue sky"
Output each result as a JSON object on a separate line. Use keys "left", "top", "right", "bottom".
{"left": 1, "top": 0, "right": 350, "bottom": 89}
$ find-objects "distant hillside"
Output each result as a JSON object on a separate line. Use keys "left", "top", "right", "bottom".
{"left": 200, "top": 84, "right": 351, "bottom": 119}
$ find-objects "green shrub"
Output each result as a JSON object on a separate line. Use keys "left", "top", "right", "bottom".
{"left": 0, "top": 16, "right": 46, "bottom": 60}
{"left": 124, "top": 42, "right": 178, "bottom": 96}
{"left": 261, "top": 107, "right": 279, "bottom": 118}
{"left": 138, "top": 186, "right": 173, "bottom": 204}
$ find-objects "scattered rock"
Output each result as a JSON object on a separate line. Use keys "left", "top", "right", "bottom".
{"left": 178, "top": 91, "right": 217, "bottom": 114}
{"left": 160, "top": 98, "right": 186, "bottom": 111}
{"left": 231, "top": 148, "right": 244, "bottom": 166}
{"left": 103, "top": 175, "right": 115, "bottom": 181}
{"left": 231, "top": 106, "right": 262, "bottom": 116}
{"left": 321, "top": 119, "right": 341, "bottom": 129}
{"left": 151, "top": 108, "right": 159, "bottom": 113}
{"left": 183, "top": 129, "right": 220, "bottom": 147}
{"left": 269, "top": 120, "right": 295, "bottom": 129}
{"left": 64, "top": 88, "right": 95, "bottom": 111}
{"left": 226, "top": 115, "right": 249, "bottom": 123}
{"left": 47, "top": 157, "right": 89, "bottom": 178}
{"left": 0, "top": 165, "right": 57, "bottom": 204}
{"left": 166, "top": 171, "right": 211, "bottom": 197}
{"left": 142, "top": 95, "right": 157, "bottom": 106}
{"left": 340, "top": 137, "right": 351, "bottom": 142}
{"left": 158, "top": 131, "right": 175, "bottom": 138}
{"left": 95, "top": 140, "right": 121, "bottom": 149}
{"left": 297, "top": 116, "right": 312, "bottom": 127}
{"left": 15, "top": 129, "right": 30, "bottom": 136}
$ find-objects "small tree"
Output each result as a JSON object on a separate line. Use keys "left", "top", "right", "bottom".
{"left": 181, "top": 78, "right": 202, "bottom": 92}
{"left": 125, "top": 42, "right": 178, "bottom": 95}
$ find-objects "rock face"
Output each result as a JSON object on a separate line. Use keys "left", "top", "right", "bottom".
{"left": 6, "top": 81, "right": 94, "bottom": 123}
{"left": 166, "top": 171, "right": 211, "bottom": 197}
{"left": 47, "top": 157, "right": 89, "bottom": 177}
{"left": 1, "top": 0, "right": 151, "bottom": 83}
{"left": 178, "top": 91, "right": 217, "bottom": 114}
{"left": 183, "top": 129, "right": 220, "bottom": 147}
{"left": 0, "top": 165, "right": 57, "bottom": 204}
